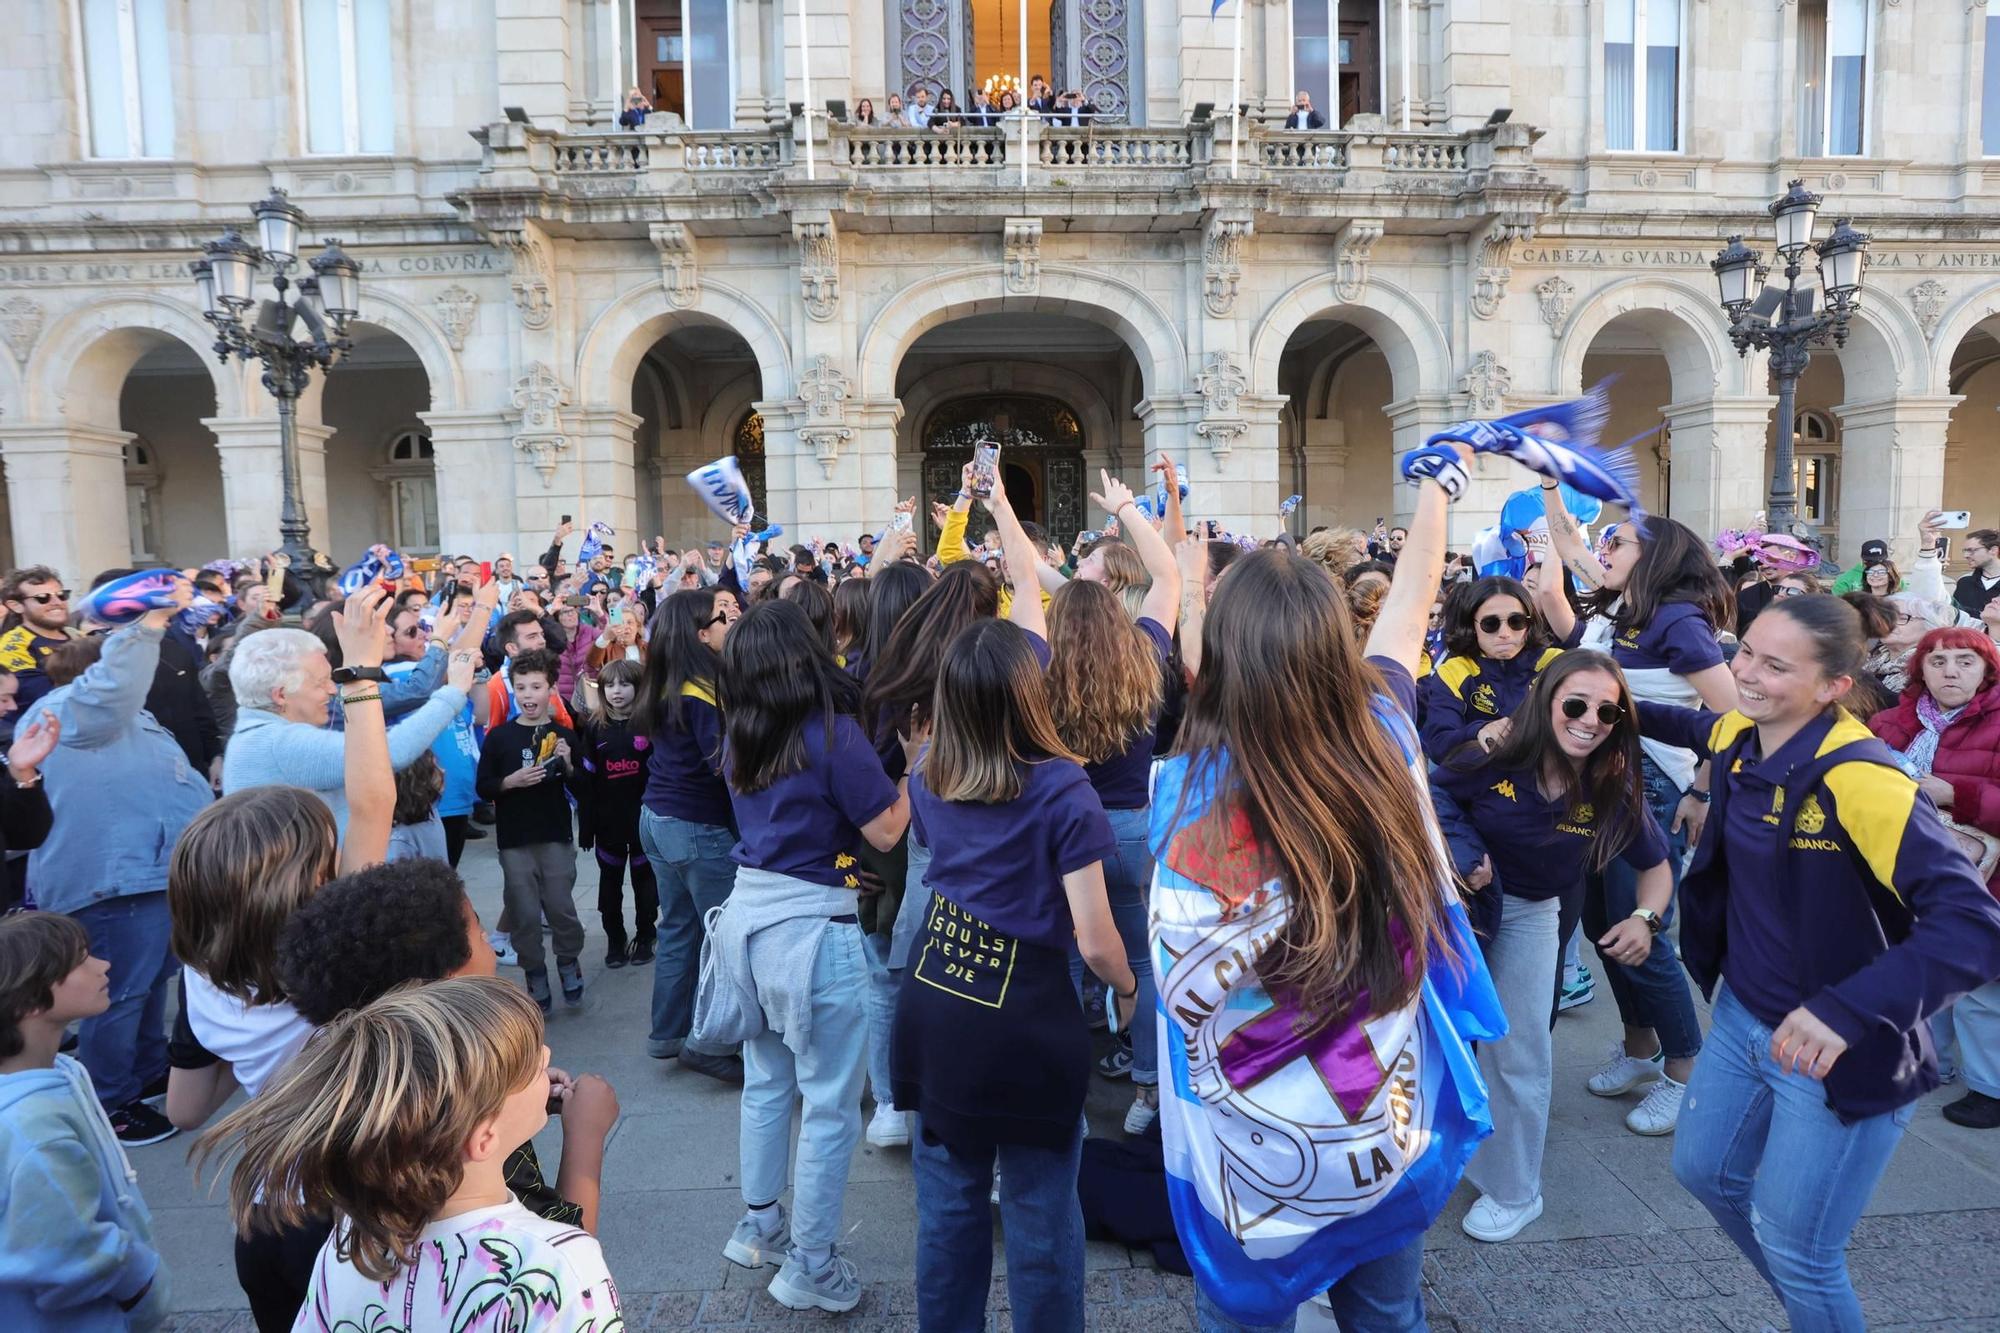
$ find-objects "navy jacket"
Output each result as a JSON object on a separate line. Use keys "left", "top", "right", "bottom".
{"left": 1641, "top": 702, "right": 2000, "bottom": 1121}
{"left": 1418, "top": 646, "right": 1563, "bottom": 764}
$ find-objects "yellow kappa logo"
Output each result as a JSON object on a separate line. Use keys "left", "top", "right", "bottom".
{"left": 1493, "top": 780, "right": 1517, "bottom": 801}
{"left": 1796, "top": 795, "right": 1826, "bottom": 835}
{"left": 1470, "top": 683, "right": 1498, "bottom": 715}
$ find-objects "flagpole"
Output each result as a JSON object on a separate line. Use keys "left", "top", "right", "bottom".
{"left": 1230, "top": 0, "right": 1243, "bottom": 179}
{"left": 1020, "top": 0, "right": 1030, "bottom": 188}
{"left": 797, "top": 0, "right": 815, "bottom": 181}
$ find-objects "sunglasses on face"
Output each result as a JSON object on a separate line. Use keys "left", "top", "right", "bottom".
{"left": 1478, "top": 613, "right": 1531, "bottom": 635}
{"left": 1774, "top": 584, "right": 1807, "bottom": 598}
{"left": 1560, "top": 696, "right": 1625, "bottom": 726}
{"left": 22, "top": 590, "right": 70, "bottom": 605}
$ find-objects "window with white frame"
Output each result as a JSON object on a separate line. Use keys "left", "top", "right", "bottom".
{"left": 1796, "top": 0, "right": 1871, "bottom": 157}
{"left": 77, "top": 0, "right": 175, "bottom": 158}
{"left": 1983, "top": 13, "right": 2000, "bottom": 154}
{"left": 300, "top": 0, "right": 394, "bottom": 155}
{"left": 380, "top": 430, "right": 439, "bottom": 552}
{"left": 1604, "top": 0, "right": 1682, "bottom": 152}
{"left": 1288, "top": 1, "right": 1389, "bottom": 128}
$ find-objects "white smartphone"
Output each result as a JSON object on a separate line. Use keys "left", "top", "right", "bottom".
{"left": 1937, "top": 510, "right": 1972, "bottom": 529}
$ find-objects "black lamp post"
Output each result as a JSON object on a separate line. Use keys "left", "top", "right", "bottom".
{"left": 191, "top": 188, "right": 362, "bottom": 588}
{"left": 1710, "top": 180, "right": 1870, "bottom": 537}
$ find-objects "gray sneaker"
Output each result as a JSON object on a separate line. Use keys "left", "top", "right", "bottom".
{"left": 722, "top": 1206, "right": 788, "bottom": 1269}
{"left": 767, "top": 1246, "right": 861, "bottom": 1313}
{"left": 557, "top": 958, "right": 585, "bottom": 1006}
{"left": 522, "top": 968, "right": 552, "bottom": 1015}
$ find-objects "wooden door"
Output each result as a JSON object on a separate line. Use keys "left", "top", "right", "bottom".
{"left": 637, "top": 1, "right": 686, "bottom": 120}
{"left": 1338, "top": 21, "right": 1377, "bottom": 124}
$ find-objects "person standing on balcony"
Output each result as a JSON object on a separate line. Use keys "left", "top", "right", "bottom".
{"left": 1283, "top": 90, "right": 1326, "bottom": 130}
{"left": 967, "top": 89, "right": 998, "bottom": 128}
{"left": 852, "top": 98, "right": 877, "bottom": 126}
{"left": 1027, "top": 75, "right": 1057, "bottom": 115}
{"left": 930, "top": 90, "right": 963, "bottom": 132}
{"left": 882, "top": 94, "right": 909, "bottom": 128}
{"left": 908, "top": 87, "right": 934, "bottom": 128}
{"left": 618, "top": 88, "right": 652, "bottom": 130}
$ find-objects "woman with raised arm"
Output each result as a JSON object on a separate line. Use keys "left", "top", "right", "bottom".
{"left": 1541, "top": 491, "right": 1734, "bottom": 1135}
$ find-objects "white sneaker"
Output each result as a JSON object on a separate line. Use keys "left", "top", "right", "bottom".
{"left": 1625, "top": 1074, "right": 1686, "bottom": 1135}
{"left": 866, "top": 1103, "right": 910, "bottom": 1149}
{"left": 1461, "top": 1194, "right": 1544, "bottom": 1243}
{"left": 722, "top": 1206, "right": 788, "bottom": 1269}
{"left": 488, "top": 932, "right": 518, "bottom": 968}
{"left": 1124, "top": 1087, "right": 1159, "bottom": 1136}
{"left": 1586, "top": 1042, "right": 1665, "bottom": 1097}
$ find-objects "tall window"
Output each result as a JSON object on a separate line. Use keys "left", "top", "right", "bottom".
{"left": 632, "top": 0, "right": 732, "bottom": 129}
{"left": 1797, "top": 0, "right": 1870, "bottom": 156}
{"left": 1604, "top": 0, "right": 1681, "bottom": 152}
{"left": 78, "top": 0, "right": 174, "bottom": 158}
{"left": 382, "top": 430, "right": 438, "bottom": 552}
{"left": 1984, "top": 14, "right": 2000, "bottom": 154}
{"left": 301, "top": 0, "right": 393, "bottom": 154}
{"left": 1289, "top": 1, "right": 1385, "bottom": 127}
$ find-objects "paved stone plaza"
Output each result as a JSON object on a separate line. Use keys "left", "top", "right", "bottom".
{"left": 145, "top": 838, "right": 2000, "bottom": 1333}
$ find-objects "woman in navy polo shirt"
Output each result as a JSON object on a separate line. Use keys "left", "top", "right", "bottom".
{"left": 1635, "top": 594, "right": 2000, "bottom": 1329}
{"left": 714, "top": 599, "right": 911, "bottom": 1314}
{"left": 635, "top": 586, "right": 742, "bottom": 1080}
{"left": 1419, "top": 573, "right": 1564, "bottom": 765}
{"left": 893, "top": 483, "right": 1136, "bottom": 1333}
{"left": 1043, "top": 468, "right": 1181, "bottom": 1135}
{"left": 1432, "top": 650, "right": 1671, "bottom": 1243}
{"left": 1543, "top": 494, "right": 1736, "bottom": 1135}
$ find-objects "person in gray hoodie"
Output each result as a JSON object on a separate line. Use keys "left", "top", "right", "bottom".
{"left": 0, "top": 911, "right": 168, "bottom": 1330}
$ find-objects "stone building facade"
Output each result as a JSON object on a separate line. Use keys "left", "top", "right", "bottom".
{"left": 2, "top": 1, "right": 1999, "bottom": 582}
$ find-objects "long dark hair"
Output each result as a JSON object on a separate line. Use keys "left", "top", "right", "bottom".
{"left": 923, "top": 619, "right": 1079, "bottom": 803}
{"left": 860, "top": 561, "right": 931, "bottom": 667}
{"left": 1449, "top": 650, "right": 1652, "bottom": 872}
{"left": 634, "top": 586, "right": 724, "bottom": 737}
{"left": 722, "top": 600, "right": 860, "bottom": 793}
{"left": 1172, "top": 550, "right": 1450, "bottom": 1021}
{"left": 863, "top": 562, "right": 998, "bottom": 739}
{"left": 1443, "top": 575, "right": 1548, "bottom": 661}
{"left": 831, "top": 577, "right": 871, "bottom": 660}
{"left": 1591, "top": 516, "right": 1734, "bottom": 635}
{"left": 781, "top": 576, "right": 834, "bottom": 648}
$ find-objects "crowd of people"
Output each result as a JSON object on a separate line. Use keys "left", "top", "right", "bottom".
{"left": 1, "top": 432, "right": 1999, "bottom": 1333}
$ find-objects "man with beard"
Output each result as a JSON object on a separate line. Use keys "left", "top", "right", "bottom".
{"left": 0, "top": 567, "right": 81, "bottom": 714}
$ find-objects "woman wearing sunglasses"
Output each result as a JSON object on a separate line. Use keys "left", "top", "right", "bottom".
{"left": 1418, "top": 574, "right": 1563, "bottom": 764}
{"left": 1541, "top": 493, "right": 1735, "bottom": 1136}
{"left": 1431, "top": 650, "right": 1668, "bottom": 1242}
{"left": 1634, "top": 594, "right": 2000, "bottom": 1329}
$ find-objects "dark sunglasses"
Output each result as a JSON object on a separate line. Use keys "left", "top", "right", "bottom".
{"left": 1560, "top": 696, "right": 1624, "bottom": 726}
{"left": 1773, "top": 584, "right": 1807, "bottom": 598}
{"left": 1478, "top": 613, "right": 1531, "bottom": 635}
{"left": 22, "top": 590, "right": 70, "bottom": 605}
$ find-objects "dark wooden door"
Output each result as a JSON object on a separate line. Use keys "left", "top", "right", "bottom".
{"left": 638, "top": 1, "right": 686, "bottom": 120}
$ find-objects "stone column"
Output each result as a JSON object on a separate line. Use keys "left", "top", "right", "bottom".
{"left": 1384, "top": 394, "right": 1499, "bottom": 544}
{"left": 1662, "top": 396, "right": 1777, "bottom": 544}
{"left": 421, "top": 410, "right": 518, "bottom": 558}
{"left": 205, "top": 418, "right": 284, "bottom": 558}
{"left": 1836, "top": 395, "right": 1960, "bottom": 568}
{"left": 0, "top": 423, "right": 132, "bottom": 582}
{"left": 563, "top": 407, "right": 644, "bottom": 551}
{"left": 1138, "top": 391, "right": 1285, "bottom": 540}
{"left": 1438, "top": 0, "right": 1514, "bottom": 133}
{"left": 496, "top": 0, "right": 576, "bottom": 126}
{"left": 294, "top": 422, "right": 333, "bottom": 560}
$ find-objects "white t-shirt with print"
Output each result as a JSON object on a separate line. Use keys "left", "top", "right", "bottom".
{"left": 294, "top": 1196, "right": 622, "bottom": 1332}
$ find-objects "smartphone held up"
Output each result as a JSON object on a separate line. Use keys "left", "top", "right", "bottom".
{"left": 970, "top": 439, "right": 1001, "bottom": 500}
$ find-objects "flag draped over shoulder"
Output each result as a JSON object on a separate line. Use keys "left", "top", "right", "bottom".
{"left": 1148, "top": 693, "right": 1505, "bottom": 1326}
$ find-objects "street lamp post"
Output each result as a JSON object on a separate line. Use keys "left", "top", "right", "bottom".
{"left": 1709, "top": 180, "right": 1870, "bottom": 537}
{"left": 190, "top": 188, "right": 361, "bottom": 588}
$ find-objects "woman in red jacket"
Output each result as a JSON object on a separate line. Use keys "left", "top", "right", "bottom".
{"left": 1869, "top": 626, "right": 2000, "bottom": 1128}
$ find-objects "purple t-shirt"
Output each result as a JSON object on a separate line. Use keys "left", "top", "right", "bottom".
{"left": 1610, "top": 602, "right": 1724, "bottom": 676}
{"left": 910, "top": 756, "right": 1116, "bottom": 953}
{"left": 1081, "top": 616, "right": 1173, "bottom": 811}
{"left": 728, "top": 712, "right": 900, "bottom": 888}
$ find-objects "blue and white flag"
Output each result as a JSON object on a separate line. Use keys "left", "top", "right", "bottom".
{"left": 1149, "top": 699, "right": 1504, "bottom": 1326}
{"left": 1425, "top": 379, "right": 1644, "bottom": 515}
{"left": 1279, "top": 494, "right": 1302, "bottom": 516}
{"left": 686, "top": 454, "right": 756, "bottom": 526}
{"left": 576, "top": 521, "right": 615, "bottom": 565}
{"left": 335, "top": 544, "right": 403, "bottom": 598}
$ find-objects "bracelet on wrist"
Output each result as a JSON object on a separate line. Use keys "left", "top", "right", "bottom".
{"left": 341, "top": 692, "right": 383, "bottom": 706}
{"left": 8, "top": 767, "right": 40, "bottom": 788}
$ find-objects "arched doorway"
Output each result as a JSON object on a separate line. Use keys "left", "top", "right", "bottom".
{"left": 116, "top": 339, "right": 223, "bottom": 569}
{"left": 322, "top": 326, "right": 435, "bottom": 561}
{"left": 629, "top": 322, "right": 764, "bottom": 540}
{"left": 1277, "top": 317, "right": 1399, "bottom": 537}
{"left": 920, "top": 394, "right": 1087, "bottom": 547}
{"left": 1945, "top": 319, "right": 2000, "bottom": 540}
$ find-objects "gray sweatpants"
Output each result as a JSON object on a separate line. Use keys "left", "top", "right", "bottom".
{"left": 1465, "top": 893, "right": 1560, "bottom": 1210}
{"left": 498, "top": 842, "right": 584, "bottom": 974}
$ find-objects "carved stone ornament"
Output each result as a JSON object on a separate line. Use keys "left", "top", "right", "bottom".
{"left": 1534, "top": 275, "right": 1576, "bottom": 338}
{"left": 510, "top": 362, "right": 570, "bottom": 484}
{"left": 1003, "top": 217, "right": 1042, "bottom": 296}
{"left": 1471, "top": 216, "right": 1534, "bottom": 321}
{"left": 1909, "top": 279, "right": 1948, "bottom": 343}
{"left": 797, "top": 354, "right": 850, "bottom": 423}
{"left": 1460, "top": 351, "right": 1512, "bottom": 415}
{"left": 801, "top": 425, "right": 854, "bottom": 479}
{"left": 1333, "top": 219, "right": 1384, "bottom": 304}
{"left": 794, "top": 217, "right": 840, "bottom": 323}
{"left": 650, "top": 223, "right": 699, "bottom": 309}
{"left": 0, "top": 296, "right": 42, "bottom": 365}
{"left": 432, "top": 285, "right": 477, "bottom": 352}
{"left": 1202, "top": 215, "right": 1253, "bottom": 317}
{"left": 1195, "top": 351, "right": 1249, "bottom": 458}
{"left": 492, "top": 225, "right": 555, "bottom": 332}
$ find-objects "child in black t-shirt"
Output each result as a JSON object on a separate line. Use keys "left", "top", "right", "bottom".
{"left": 577, "top": 659, "right": 657, "bottom": 969}
{"left": 474, "top": 649, "right": 586, "bottom": 1013}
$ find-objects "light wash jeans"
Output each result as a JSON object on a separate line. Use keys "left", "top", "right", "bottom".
{"left": 1191, "top": 1236, "right": 1427, "bottom": 1332}
{"left": 1672, "top": 985, "right": 1911, "bottom": 1332}
{"left": 1066, "top": 805, "right": 1159, "bottom": 1084}
{"left": 1465, "top": 894, "right": 1559, "bottom": 1210}
{"left": 863, "top": 928, "right": 897, "bottom": 1107}
{"left": 912, "top": 1117, "right": 1084, "bottom": 1332}
{"left": 889, "top": 834, "right": 933, "bottom": 970}
{"left": 640, "top": 807, "right": 739, "bottom": 1058}
{"left": 740, "top": 923, "right": 869, "bottom": 1253}
{"left": 1952, "top": 980, "right": 2000, "bottom": 1097}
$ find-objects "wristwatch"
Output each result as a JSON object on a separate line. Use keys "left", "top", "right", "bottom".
{"left": 1630, "top": 908, "right": 1663, "bottom": 935}
{"left": 330, "top": 665, "right": 389, "bottom": 686}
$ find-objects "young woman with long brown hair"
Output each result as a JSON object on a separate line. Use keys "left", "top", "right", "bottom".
{"left": 1043, "top": 469, "right": 1180, "bottom": 1133}
{"left": 1152, "top": 449, "right": 1502, "bottom": 1331}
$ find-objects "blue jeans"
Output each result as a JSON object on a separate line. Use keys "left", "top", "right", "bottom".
{"left": 1066, "top": 805, "right": 1158, "bottom": 1084}
{"left": 1672, "top": 985, "right": 1910, "bottom": 1332}
{"left": 912, "top": 1117, "right": 1084, "bottom": 1332}
{"left": 740, "top": 924, "right": 869, "bottom": 1253}
{"left": 863, "top": 927, "right": 898, "bottom": 1106}
{"left": 1584, "top": 753, "right": 1703, "bottom": 1061}
{"left": 72, "top": 892, "right": 175, "bottom": 1111}
{"left": 640, "top": 808, "right": 739, "bottom": 1057}
{"left": 1191, "top": 1235, "right": 1428, "bottom": 1332}
{"left": 889, "top": 834, "right": 933, "bottom": 970}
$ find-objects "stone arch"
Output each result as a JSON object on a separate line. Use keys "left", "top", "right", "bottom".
{"left": 1928, "top": 281, "right": 2000, "bottom": 385}
{"left": 344, "top": 286, "right": 466, "bottom": 410}
{"left": 698, "top": 370, "right": 764, "bottom": 458}
{"left": 575, "top": 279, "right": 792, "bottom": 410}
{"left": 1826, "top": 297, "right": 1925, "bottom": 401}
{"left": 25, "top": 294, "right": 246, "bottom": 424}
{"left": 894, "top": 361, "right": 1120, "bottom": 462}
{"left": 1248, "top": 274, "right": 1451, "bottom": 401}
{"left": 856, "top": 265, "right": 1187, "bottom": 402}
{"left": 1554, "top": 276, "right": 1739, "bottom": 400}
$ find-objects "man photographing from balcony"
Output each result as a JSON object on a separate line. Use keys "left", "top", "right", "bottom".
{"left": 1284, "top": 90, "right": 1326, "bottom": 130}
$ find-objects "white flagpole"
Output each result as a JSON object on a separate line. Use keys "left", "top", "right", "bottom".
{"left": 1020, "top": 0, "right": 1030, "bottom": 186}
{"left": 798, "top": 0, "right": 815, "bottom": 180}
{"left": 1230, "top": 1, "right": 1244, "bottom": 179}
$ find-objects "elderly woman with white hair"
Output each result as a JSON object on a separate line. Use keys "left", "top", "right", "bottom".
{"left": 219, "top": 617, "right": 476, "bottom": 832}
{"left": 1864, "top": 593, "right": 1983, "bottom": 696}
